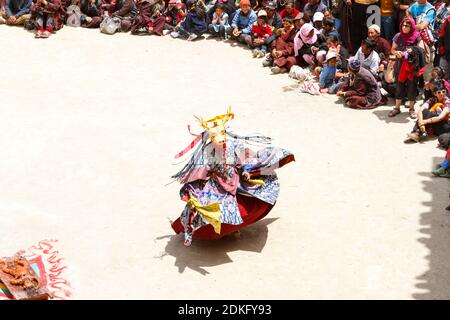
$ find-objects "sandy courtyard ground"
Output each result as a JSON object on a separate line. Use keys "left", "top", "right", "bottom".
{"left": 0, "top": 26, "right": 449, "bottom": 300}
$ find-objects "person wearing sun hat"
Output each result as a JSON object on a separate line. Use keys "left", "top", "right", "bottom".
{"left": 367, "top": 24, "right": 391, "bottom": 66}
{"left": 312, "top": 11, "right": 324, "bottom": 30}
{"left": 226, "top": 0, "right": 257, "bottom": 45}
{"left": 250, "top": 9, "right": 273, "bottom": 58}
{"left": 319, "top": 51, "right": 338, "bottom": 93}
{"left": 265, "top": 1, "right": 282, "bottom": 30}
{"left": 336, "top": 57, "right": 385, "bottom": 109}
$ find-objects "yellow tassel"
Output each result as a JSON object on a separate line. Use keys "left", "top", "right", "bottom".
{"left": 247, "top": 179, "right": 265, "bottom": 185}
{"left": 188, "top": 197, "right": 221, "bottom": 234}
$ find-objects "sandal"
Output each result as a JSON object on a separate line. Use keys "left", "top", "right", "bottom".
{"left": 388, "top": 108, "right": 401, "bottom": 117}
{"left": 409, "top": 109, "right": 417, "bottom": 119}
{"left": 35, "top": 31, "right": 42, "bottom": 38}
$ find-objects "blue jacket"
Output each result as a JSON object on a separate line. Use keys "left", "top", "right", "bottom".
{"left": 231, "top": 9, "right": 257, "bottom": 34}
{"left": 6, "top": 0, "right": 32, "bottom": 17}
{"left": 319, "top": 63, "right": 337, "bottom": 89}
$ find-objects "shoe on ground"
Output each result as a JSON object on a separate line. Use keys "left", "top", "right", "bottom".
{"left": 162, "top": 29, "right": 171, "bottom": 36}
{"left": 252, "top": 49, "right": 259, "bottom": 58}
{"left": 432, "top": 166, "right": 448, "bottom": 177}
{"left": 0, "top": 16, "right": 6, "bottom": 24}
{"left": 257, "top": 51, "right": 265, "bottom": 58}
{"left": 170, "top": 31, "right": 180, "bottom": 38}
{"left": 187, "top": 33, "right": 198, "bottom": 41}
{"left": 262, "top": 58, "right": 272, "bottom": 67}
{"left": 35, "top": 31, "right": 42, "bottom": 38}
{"left": 405, "top": 132, "right": 420, "bottom": 143}
{"left": 271, "top": 66, "right": 287, "bottom": 74}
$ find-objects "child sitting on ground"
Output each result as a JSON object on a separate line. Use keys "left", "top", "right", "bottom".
{"left": 208, "top": 3, "right": 230, "bottom": 39}
{"left": 171, "top": 0, "right": 207, "bottom": 41}
{"left": 319, "top": 51, "right": 337, "bottom": 93}
{"left": 251, "top": 9, "right": 272, "bottom": 58}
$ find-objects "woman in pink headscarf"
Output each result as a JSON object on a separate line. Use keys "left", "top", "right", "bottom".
{"left": 388, "top": 16, "right": 424, "bottom": 118}
{"left": 294, "top": 22, "right": 327, "bottom": 68}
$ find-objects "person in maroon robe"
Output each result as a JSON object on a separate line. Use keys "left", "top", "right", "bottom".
{"left": 263, "top": 16, "right": 300, "bottom": 73}
{"left": 31, "top": 0, "right": 65, "bottom": 38}
{"left": 130, "top": 0, "right": 165, "bottom": 35}
{"left": 337, "top": 57, "right": 386, "bottom": 109}
{"left": 80, "top": 0, "right": 103, "bottom": 28}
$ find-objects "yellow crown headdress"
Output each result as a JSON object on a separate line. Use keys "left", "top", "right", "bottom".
{"left": 194, "top": 107, "right": 234, "bottom": 143}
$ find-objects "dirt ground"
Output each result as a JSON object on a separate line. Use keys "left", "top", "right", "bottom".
{"left": 0, "top": 26, "right": 449, "bottom": 299}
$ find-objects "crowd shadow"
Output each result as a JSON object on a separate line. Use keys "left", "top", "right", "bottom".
{"left": 372, "top": 109, "right": 411, "bottom": 124}
{"left": 155, "top": 218, "right": 278, "bottom": 275}
{"left": 413, "top": 157, "right": 450, "bottom": 299}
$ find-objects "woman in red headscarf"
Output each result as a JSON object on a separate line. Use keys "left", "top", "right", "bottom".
{"left": 388, "top": 16, "right": 424, "bottom": 118}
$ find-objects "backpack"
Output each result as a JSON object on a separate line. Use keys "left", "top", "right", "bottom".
{"left": 100, "top": 16, "right": 122, "bottom": 35}
{"left": 416, "top": 6, "right": 438, "bottom": 46}
{"left": 289, "top": 65, "right": 312, "bottom": 82}
{"left": 66, "top": 5, "right": 82, "bottom": 27}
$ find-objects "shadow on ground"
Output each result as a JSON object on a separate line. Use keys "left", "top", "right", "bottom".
{"left": 282, "top": 84, "right": 299, "bottom": 92}
{"left": 413, "top": 156, "right": 450, "bottom": 299}
{"left": 372, "top": 109, "right": 411, "bottom": 124}
{"left": 155, "top": 218, "right": 278, "bottom": 275}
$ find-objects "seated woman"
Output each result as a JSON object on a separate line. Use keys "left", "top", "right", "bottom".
{"left": 31, "top": 0, "right": 64, "bottom": 38}
{"left": 336, "top": 57, "right": 385, "bottom": 109}
{"left": 388, "top": 16, "right": 424, "bottom": 118}
{"left": 354, "top": 37, "right": 381, "bottom": 78}
{"left": 405, "top": 81, "right": 450, "bottom": 143}
{"left": 162, "top": 0, "right": 186, "bottom": 35}
{"left": 108, "top": 0, "right": 138, "bottom": 33}
{"left": 294, "top": 22, "right": 327, "bottom": 69}
{"left": 265, "top": 17, "right": 298, "bottom": 74}
{"left": 171, "top": 0, "right": 207, "bottom": 41}
{"left": 381, "top": 54, "right": 397, "bottom": 98}
{"left": 130, "top": 0, "right": 165, "bottom": 35}
{"left": 80, "top": 0, "right": 103, "bottom": 28}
